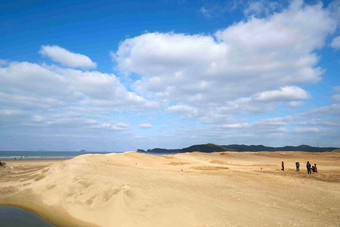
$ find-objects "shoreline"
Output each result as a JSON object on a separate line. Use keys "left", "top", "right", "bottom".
{"left": 2, "top": 158, "right": 69, "bottom": 162}
{"left": 0, "top": 157, "right": 77, "bottom": 161}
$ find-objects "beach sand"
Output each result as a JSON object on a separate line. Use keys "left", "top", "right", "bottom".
{"left": 1, "top": 151, "right": 340, "bottom": 226}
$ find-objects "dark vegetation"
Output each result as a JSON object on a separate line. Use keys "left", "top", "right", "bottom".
{"left": 137, "top": 143, "right": 339, "bottom": 154}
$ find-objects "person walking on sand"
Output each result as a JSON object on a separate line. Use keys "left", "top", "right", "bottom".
{"left": 281, "top": 161, "right": 284, "bottom": 171}
{"left": 296, "top": 162, "right": 300, "bottom": 171}
{"left": 306, "top": 161, "right": 311, "bottom": 174}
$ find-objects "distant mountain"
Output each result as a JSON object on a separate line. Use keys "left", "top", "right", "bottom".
{"left": 182, "top": 143, "right": 234, "bottom": 153}
{"left": 137, "top": 143, "right": 338, "bottom": 154}
{"left": 222, "top": 144, "right": 337, "bottom": 152}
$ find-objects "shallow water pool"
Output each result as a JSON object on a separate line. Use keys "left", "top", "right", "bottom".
{"left": 0, "top": 206, "right": 54, "bottom": 227}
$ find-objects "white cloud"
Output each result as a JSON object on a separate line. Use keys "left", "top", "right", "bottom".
{"left": 139, "top": 123, "right": 152, "bottom": 128}
{"left": 40, "top": 45, "right": 97, "bottom": 69}
{"left": 243, "top": 1, "right": 264, "bottom": 16}
{"left": 254, "top": 86, "right": 309, "bottom": 101}
{"left": 243, "top": 0, "right": 281, "bottom": 17}
{"left": 222, "top": 123, "right": 249, "bottom": 128}
{"left": 221, "top": 118, "right": 287, "bottom": 130}
{"left": 330, "top": 36, "right": 340, "bottom": 50}
{"left": 0, "top": 59, "right": 7, "bottom": 65}
{"left": 199, "top": 0, "right": 244, "bottom": 18}
{"left": 332, "top": 94, "right": 340, "bottom": 102}
{"left": 0, "top": 61, "right": 154, "bottom": 111}
{"left": 167, "top": 105, "right": 199, "bottom": 118}
{"left": 328, "top": 0, "right": 340, "bottom": 26}
{"left": 334, "top": 86, "right": 340, "bottom": 93}
{"left": 293, "top": 127, "right": 321, "bottom": 133}
{"left": 216, "top": 86, "right": 309, "bottom": 115}
{"left": 189, "top": 99, "right": 339, "bottom": 145}
{"left": 174, "top": 100, "right": 340, "bottom": 146}
{"left": 88, "top": 122, "right": 129, "bottom": 130}
{"left": 297, "top": 118, "right": 340, "bottom": 127}
{"left": 0, "top": 61, "right": 156, "bottom": 131}
{"left": 115, "top": 0, "right": 335, "bottom": 121}
{"left": 287, "top": 101, "right": 304, "bottom": 107}
{"left": 215, "top": 2, "right": 334, "bottom": 53}
{"left": 199, "top": 7, "right": 211, "bottom": 18}
{"left": 0, "top": 109, "right": 23, "bottom": 115}
{"left": 299, "top": 103, "right": 340, "bottom": 118}
{"left": 0, "top": 61, "right": 75, "bottom": 109}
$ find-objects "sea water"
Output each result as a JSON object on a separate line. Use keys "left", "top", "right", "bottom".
{"left": 0, "top": 150, "right": 118, "bottom": 160}
{"left": 0, "top": 206, "right": 55, "bottom": 226}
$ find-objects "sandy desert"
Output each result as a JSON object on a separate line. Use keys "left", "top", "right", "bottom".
{"left": 1, "top": 151, "right": 340, "bottom": 226}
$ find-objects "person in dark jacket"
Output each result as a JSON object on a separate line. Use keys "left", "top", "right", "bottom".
{"left": 306, "top": 161, "right": 311, "bottom": 174}
{"left": 312, "top": 164, "right": 318, "bottom": 173}
{"left": 281, "top": 161, "right": 284, "bottom": 171}
{"left": 296, "top": 162, "right": 300, "bottom": 171}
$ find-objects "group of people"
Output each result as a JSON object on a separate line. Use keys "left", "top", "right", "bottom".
{"left": 281, "top": 161, "right": 317, "bottom": 174}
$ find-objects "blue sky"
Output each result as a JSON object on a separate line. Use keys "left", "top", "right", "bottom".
{"left": 0, "top": 0, "right": 340, "bottom": 151}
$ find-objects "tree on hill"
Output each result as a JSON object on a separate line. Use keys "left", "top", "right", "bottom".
{"left": 181, "top": 143, "right": 231, "bottom": 153}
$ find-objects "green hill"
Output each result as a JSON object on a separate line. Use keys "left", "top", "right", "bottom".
{"left": 137, "top": 143, "right": 338, "bottom": 154}
{"left": 181, "top": 143, "right": 234, "bottom": 153}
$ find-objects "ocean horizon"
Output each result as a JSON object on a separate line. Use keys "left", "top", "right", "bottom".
{"left": 0, "top": 150, "right": 120, "bottom": 160}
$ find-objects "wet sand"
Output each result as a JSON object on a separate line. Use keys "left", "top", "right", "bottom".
{"left": 0, "top": 151, "right": 339, "bottom": 226}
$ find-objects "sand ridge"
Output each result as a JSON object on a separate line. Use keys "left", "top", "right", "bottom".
{"left": 1, "top": 151, "right": 340, "bottom": 226}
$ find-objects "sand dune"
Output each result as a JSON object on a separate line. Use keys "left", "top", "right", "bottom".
{"left": 1, "top": 151, "right": 340, "bottom": 226}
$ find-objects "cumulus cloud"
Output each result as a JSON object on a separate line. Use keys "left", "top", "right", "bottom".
{"left": 201, "top": 100, "right": 339, "bottom": 146}
{"left": 287, "top": 103, "right": 340, "bottom": 133}
{"left": 328, "top": 0, "right": 340, "bottom": 25}
{"left": 115, "top": 0, "right": 335, "bottom": 121}
{"left": 293, "top": 127, "right": 321, "bottom": 133}
{"left": 243, "top": 0, "right": 281, "bottom": 17}
{"left": 287, "top": 101, "right": 304, "bottom": 107}
{"left": 0, "top": 59, "right": 7, "bottom": 65}
{"left": 199, "top": 0, "right": 243, "bottom": 18}
{"left": 332, "top": 94, "right": 340, "bottom": 102}
{"left": 88, "top": 122, "right": 129, "bottom": 130}
{"left": 0, "top": 109, "right": 23, "bottom": 115}
{"left": 253, "top": 86, "right": 309, "bottom": 101}
{"left": 330, "top": 36, "right": 340, "bottom": 50}
{"left": 222, "top": 123, "right": 250, "bottom": 129}
{"left": 222, "top": 117, "right": 287, "bottom": 130}
{"left": 167, "top": 105, "right": 199, "bottom": 118}
{"left": 0, "top": 61, "right": 156, "bottom": 131}
{"left": 199, "top": 7, "right": 212, "bottom": 18}
{"left": 300, "top": 103, "right": 340, "bottom": 118}
{"left": 214, "top": 86, "right": 310, "bottom": 115}
{"left": 334, "top": 86, "right": 340, "bottom": 92}
{"left": 297, "top": 118, "right": 340, "bottom": 127}
{"left": 0, "top": 61, "right": 74, "bottom": 110}
{"left": 0, "top": 62, "right": 154, "bottom": 111}
{"left": 139, "top": 123, "right": 152, "bottom": 128}
{"left": 40, "top": 45, "right": 97, "bottom": 69}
